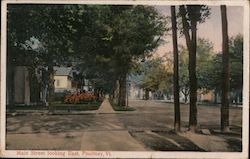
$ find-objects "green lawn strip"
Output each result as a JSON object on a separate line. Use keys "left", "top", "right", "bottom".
{"left": 109, "top": 100, "right": 135, "bottom": 111}
{"left": 50, "top": 101, "right": 102, "bottom": 111}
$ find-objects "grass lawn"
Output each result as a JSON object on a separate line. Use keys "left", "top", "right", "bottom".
{"left": 8, "top": 101, "right": 102, "bottom": 111}
{"left": 109, "top": 100, "right": 135, "bottom": 111}
{"left": 50, "top": 101, "right": 102, "bottom": 111}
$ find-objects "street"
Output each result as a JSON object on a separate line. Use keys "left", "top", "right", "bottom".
{"left": 6, "top": 99, "right": 242, "bottom": 151}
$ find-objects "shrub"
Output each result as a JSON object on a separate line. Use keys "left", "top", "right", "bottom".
{"left": 55, "top": 90, "right": 71, "bottom": 102}
{"left": 64, "top": 92, "right": 97, "bottom": 104}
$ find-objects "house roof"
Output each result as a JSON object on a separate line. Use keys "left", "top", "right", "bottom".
{"left": 54, "top": 67, "right": 73, "bottom": 77}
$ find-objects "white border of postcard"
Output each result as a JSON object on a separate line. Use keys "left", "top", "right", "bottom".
{"left": 1, "top": 0, "right": 249, "bottom": 158}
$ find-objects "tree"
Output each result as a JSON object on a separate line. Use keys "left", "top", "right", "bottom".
{"left": 108, "top": 6, "right": 167, "bottom": 106}
{"left": 7, "top": 5, "right": 167, "bottom": 107}
{"left": 179, "top": 38, "right": 213, "bottom": 103}
{"left": 221, "top": 5, "right": 230, "bottom": 132}
{"left": 70, "top": 5, "right": 167, "bottom": 105}
{"left": 179, "top": 5, "right": 210, "bottom": 132}
{"left": 202, "top": 34, "right": 243, "bottom": 104}
{"left": 171, "top": 6, "right": 181, "bottom": 132}
{"left": 179, "top": 46, "right": 189, "bottom": 103}
{"left": 130, "top": 57, "right": 172, "bottom": 100}
{"left": 228, "top": 34, "right": 243, "bottom": 104}
{"left": 7, "top": 5, "right": 81, "bottom": 106}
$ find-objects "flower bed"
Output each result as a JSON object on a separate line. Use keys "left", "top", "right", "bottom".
{"left": 64, "top": 92, "right": 97, "bottom": 104}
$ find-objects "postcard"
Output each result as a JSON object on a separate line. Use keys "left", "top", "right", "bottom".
{"left": 0, "top": 0, "right": 249, "bottom": 158}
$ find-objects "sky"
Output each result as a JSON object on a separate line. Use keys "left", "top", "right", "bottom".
{"left": 154, "top": 6, "right": 243, "bottom": 57}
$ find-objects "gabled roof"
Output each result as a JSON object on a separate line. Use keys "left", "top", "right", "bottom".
{"left": 54, "top": 67, "right": 73, "bottom": 77}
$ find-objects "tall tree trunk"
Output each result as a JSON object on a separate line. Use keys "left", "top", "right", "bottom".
{"left": 221, "top": 5, "right": 230, "bottom": 132}
{"left": 48, "top": 65, "right": 55, "bottom": 106}
{"left": 180, "top": 5, "right": 197, "bottom": 132}
{"left": 189, "top": 19, "right": 198, "bottom": 132}
{"left": 171, "top": 6, "right": 181, "bottom": 132}
{"left": 118, "top": 74, "right": 126, "bottom": 106}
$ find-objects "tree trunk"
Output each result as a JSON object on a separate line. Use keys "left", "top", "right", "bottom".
{"left": 171, "top": 6, "right": 181, "bottom": 132}
{"left": 48, "top": 65, "right": 55, "bottom": 106}
{"left": 118, "top": 74, "right": 126, "bottom": 106}
{"left": 94, "top": 88, "right": 99, "bottom": 101}
{"left": 184, "top": 94, "right": 188, "bottom": 104}
{"left": 114, "top": 80, "right": 119, "bottom": 104}
{"left": 180, "top": 5, "right": 197, "bottom": 132}
{"left": 221, "top": 5, "right": 230, "bottom": 132}
{"left": 189, "top": 19, "right": 198, "bottom": 132}
{"left": 145, "top": 88, "right": 149, "bottom": 100}
{"left": 182, "top": 89, "right": 189, "bottom": 104}
{"left": 214, "top": 90, "right": 218, "bottom": 104}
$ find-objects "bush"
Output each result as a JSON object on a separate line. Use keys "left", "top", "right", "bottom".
{"left": 55, "top": 90, "right": 71, "bottom": 102}
{"left": 64, "top": 92, "right": 97, "bottom": 104}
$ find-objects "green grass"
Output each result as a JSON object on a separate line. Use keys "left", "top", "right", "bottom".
{"left": 8, "top": 101, "right": 102, "bottom": 111}
{"left": 109, "top": 100, "right": 135, "bottom": 111}
{"left": 50, "top": 101, "right": 101, "bottom": 111}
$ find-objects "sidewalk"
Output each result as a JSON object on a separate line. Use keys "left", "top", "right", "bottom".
{"left": 96, "top": 98, "right": 115, "bottom": 114}
{"left": 81, "top": 98, "right": 146, "bottom": 151}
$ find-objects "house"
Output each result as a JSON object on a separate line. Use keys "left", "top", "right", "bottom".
{"left": 54, "top": 66, "right": 93, "bottom": 93}
{"left": 54, "top": 67, "right": 75, "bottom": 93}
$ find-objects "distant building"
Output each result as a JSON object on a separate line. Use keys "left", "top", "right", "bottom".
{"left": 54, "top": 67, "right": 75, "bottom": 93}
{"left": 128, "top": 82, "right": 144, "bottom": 100}
{"left": 54, "top": 66, "right": 93, "bottom": 93}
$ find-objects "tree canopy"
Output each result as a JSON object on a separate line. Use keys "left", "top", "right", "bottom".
{"left": 7, "top": 4, "right": 167, "bottom": 105}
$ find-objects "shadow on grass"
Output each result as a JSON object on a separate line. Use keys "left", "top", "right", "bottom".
{"left": 6, "top": 113, "right": 95, "bottom": 134}
{"left": 109, "top": 100, "right": 135, "bottom": 111}
{"left": 129, "top": 130, "right": 205, "bottom": 151}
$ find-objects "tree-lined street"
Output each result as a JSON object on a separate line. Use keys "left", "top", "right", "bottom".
{"left": 5, "top": 4, "right": 244, "bottom": 153}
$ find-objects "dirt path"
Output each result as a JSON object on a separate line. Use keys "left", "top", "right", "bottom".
{"left": 96, "top": 98, "right": 115, "bottom": 114}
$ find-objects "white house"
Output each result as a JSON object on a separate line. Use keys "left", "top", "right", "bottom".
{"left": 54, "top": 67, "right": 75, "bottom": 93}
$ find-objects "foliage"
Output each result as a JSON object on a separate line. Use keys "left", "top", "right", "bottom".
{"left": 64, "top": 92, "right": 97, "bottom": 104}
{"left": 179, "top": 34, "right": 243, "bottom": 102}
{"left": 69, "top": 5, "right": 167, "bottom": 97}
{"left": 7, "top": 5, "right": 167, "bottom": 105}
{"left": 207, "top": 34, "right": 243, "bottom": 93}
{"left": 179, "top": 38, "right": 214, "bottom": 97}
{"left": 8, "top": 5, "right": 77, "bottom": 67}
{"left": 131, "top": 57, "right": 173, "bottom": 95}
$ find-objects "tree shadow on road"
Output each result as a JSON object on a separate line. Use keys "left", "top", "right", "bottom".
{"left": 6, "top": 114, "right": 94, "bottom": 135}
